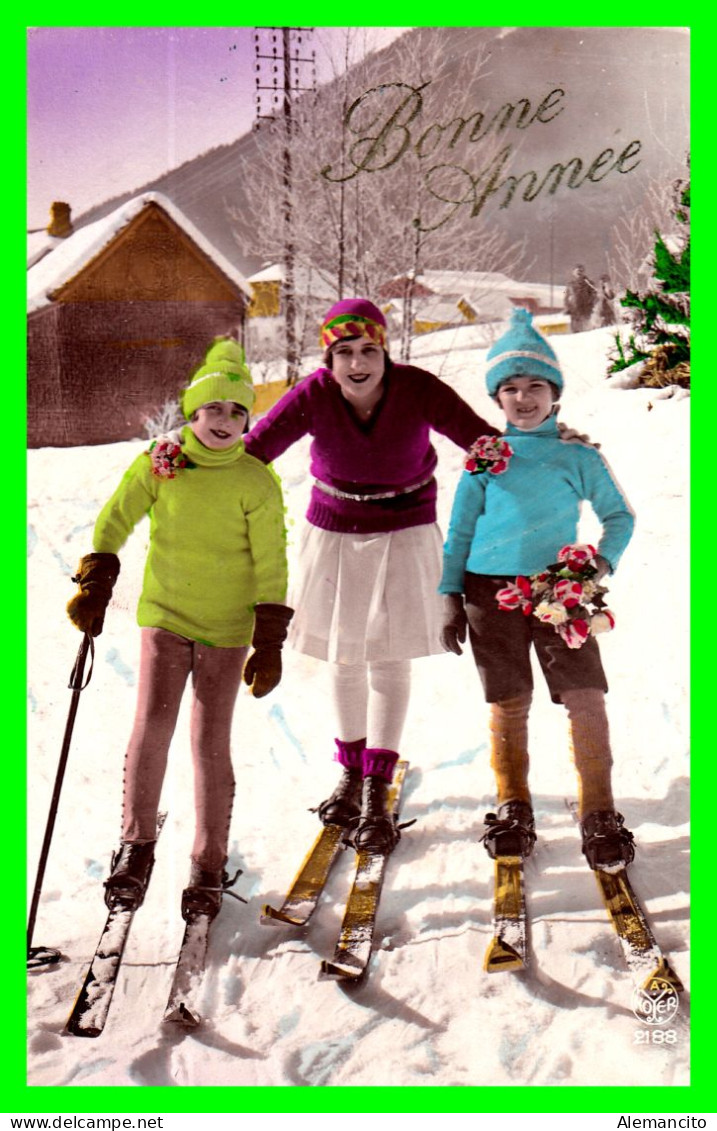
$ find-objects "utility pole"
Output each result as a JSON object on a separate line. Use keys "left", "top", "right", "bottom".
{"left": 254, "top": 27, "right": 315, "bottom": 384}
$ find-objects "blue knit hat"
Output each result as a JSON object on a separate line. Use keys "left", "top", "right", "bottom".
{"left": 485, "top": 308, "right": 563, "bottom": 396}
{"left": 181, "top": 338, "right": 255, "bottom": 420}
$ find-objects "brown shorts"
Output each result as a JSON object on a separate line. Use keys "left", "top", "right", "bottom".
{"left": 463, "top": 573, "right": 608, "bottom": 704}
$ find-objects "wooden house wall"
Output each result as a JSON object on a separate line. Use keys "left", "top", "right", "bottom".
{"left": 28, "top": 301, "right": 243, "bottom": 447}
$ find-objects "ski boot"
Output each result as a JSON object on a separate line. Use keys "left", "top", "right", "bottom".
{"left": 181, "top": 862, "right": 246, "bottom": 922}
{"left": 353, "top": 775, "right": 401, "bottom": 853}
{"left": 352, "top": 749, "right": 401, "bottom": 854}
{"left": 315, "top": 738, "right": 365, "bottom": 828}
{"left": 317, "top": 768, "right": 363, "bottom": 827}
{"left": 104, "top": 840, "right": 156, "bottom": 911}
{"left": 481, "top": 800, "right": 536, "bottom": 859}
{"left": 580, "top": 810, "right": 635, "bottom": 871}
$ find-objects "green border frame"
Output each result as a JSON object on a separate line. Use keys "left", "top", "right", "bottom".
{"left": 11, "top": 8, "right": 702, "bottom": 1116}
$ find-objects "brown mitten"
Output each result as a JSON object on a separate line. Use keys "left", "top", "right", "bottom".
{"left": 66, "top": 553, "right": 120, "bottom": 636}
{"left": 243, "top": 604, "right": 294, "bottom": 698}
{"left": 440, "top": 593, "right": 467, "bottom": 655}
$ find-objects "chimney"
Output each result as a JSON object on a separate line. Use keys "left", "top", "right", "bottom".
{"left": 47, "top": 202, "right": 73, "bottom": 239}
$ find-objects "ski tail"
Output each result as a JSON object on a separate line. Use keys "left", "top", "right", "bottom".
{"left": 261, "top": 822, "right": 346, "bottom": 927}
{"left": 318, "top": 761, "right": 409, "bottom": 982}
{"left": 484, "top": 855, "right": 527, "bottom": 973}
{"left": 66, "top": 813, "right": 167, "bottom": 1038}
{"left": 163, "top": 913, "right": 213, "bottom": 1026}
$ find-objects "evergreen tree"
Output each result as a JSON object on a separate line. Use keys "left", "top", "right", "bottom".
{"left": 609, "top": 162, "right": 690, "bottom": 388}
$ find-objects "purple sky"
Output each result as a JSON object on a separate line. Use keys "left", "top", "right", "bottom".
{"left": 27, "top": 26, "right": 410, "bottom": 230}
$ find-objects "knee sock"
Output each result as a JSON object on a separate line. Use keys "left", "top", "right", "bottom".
{"left": 489, "top": 693, "right": 532, "bottom": 805}
{"left": 562, "top": 687, "right": 614, "bottom": 818}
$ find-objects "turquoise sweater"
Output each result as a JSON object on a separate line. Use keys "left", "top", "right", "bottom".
{"left": 93, "top": 428, "right": 288, "bottom": 647}
{"left": 440, "top": 416, "right": 634, "bottom": 592}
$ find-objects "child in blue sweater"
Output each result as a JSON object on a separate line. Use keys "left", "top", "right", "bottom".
{"left": 440, "top": 309, "right": 636, "bottom": 870}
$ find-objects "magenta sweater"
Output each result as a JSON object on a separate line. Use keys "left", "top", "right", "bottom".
{"left": 243, "top": 363, "right": 496, "bottom": 534}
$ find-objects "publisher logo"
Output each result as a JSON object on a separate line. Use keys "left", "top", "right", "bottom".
{"left": 632, "top": 977, "right": 680, "bottom": 1025}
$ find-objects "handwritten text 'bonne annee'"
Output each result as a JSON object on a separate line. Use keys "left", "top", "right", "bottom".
{"left": 321, "top": 83, "right": 641, "bottom": 232}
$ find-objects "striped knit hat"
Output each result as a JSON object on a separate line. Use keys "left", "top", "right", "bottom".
{"left": 319, "top": 298, "right": 388, "bottom": 352}
{"left": 485, "top": 308, "right": 563, "bottom": 395}
{"left": 181, "top": 338, "right": 255, "bottom": 420}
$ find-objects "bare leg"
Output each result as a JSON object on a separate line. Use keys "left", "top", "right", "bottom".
{"left": 189, "top": 642, "right": 248, "bottom": 870}
{"left": 122, "top": 628, "right": 192, "bottom": 843}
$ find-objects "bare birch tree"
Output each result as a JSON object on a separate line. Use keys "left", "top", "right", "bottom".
{"left": 231, "top": 27, "right": 528, "bottom": 367}
{"left": 606, "top": 175, "right": 677, "bottom": 295}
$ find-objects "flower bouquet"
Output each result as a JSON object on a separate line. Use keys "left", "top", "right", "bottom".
{"left": 464, "top": 436, "right": 514, "bottom": 475}
{"left": 495, "top": 543, "right": 615, "bottom": 649}
{"left": 147, "top": 436, "right": 193, "bottom": 479}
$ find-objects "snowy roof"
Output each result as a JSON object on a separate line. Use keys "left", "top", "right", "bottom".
{"left": 27, "top": 229, "right": 63, "bottom": 270}
{"left": 27, "top": 191, "right": 252, "bottom": 313}
{"left": 247, "top": 262, "right": 338, "bottom": 301}
{"left": 420, "top": 269, "right": 513, "bottom": 293}
{"left": 382, "top": 269, "right": 559, "bottom": 311}
{"left": 413, "top": 296, "right": 466, "bottom": 323}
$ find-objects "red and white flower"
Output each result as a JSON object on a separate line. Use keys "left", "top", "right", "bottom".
{"left": 553, "top": 578, "right": 584, "bottom": 608}
{"left": 496, "top": 575, "right": 533, "bottom": 614}
{"left": 558, "top": 618, "right": 590, "bottom": 649}
{"left": 557, "top": 543, "right": 597, "bottom": 572}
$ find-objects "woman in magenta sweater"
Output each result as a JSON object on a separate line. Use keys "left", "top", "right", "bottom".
{"left": 244, "top": 298, "right": 496, "bottom": 852}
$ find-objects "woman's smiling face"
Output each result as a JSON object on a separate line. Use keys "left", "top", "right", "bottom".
{"left": 189, "top": 401, "right": 248, "bottom": 449}
{"left": 496, "top": 377, "right": 556, "bottom": 430}
{"left": 329, "top": 335, "right": 386, "bottom": 411}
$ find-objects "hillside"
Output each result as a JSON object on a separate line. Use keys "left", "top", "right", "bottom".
{"left": 66, "top": 26, "right": 689, "bottom": 285}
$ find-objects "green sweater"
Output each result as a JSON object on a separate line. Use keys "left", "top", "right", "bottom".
{"left": 93, "top": 428, "right": 288, "bottom": 647}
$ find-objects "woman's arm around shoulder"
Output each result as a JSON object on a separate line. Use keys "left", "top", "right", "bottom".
{"left": 243, "top": 370, "right": 320, "bottom": 465}
{"left": 411, "top": 364, "right": 498, "bottom": 448}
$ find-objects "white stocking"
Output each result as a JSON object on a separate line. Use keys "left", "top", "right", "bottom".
{"left": 330, "top": 659, "right": 411, "bottom": 752}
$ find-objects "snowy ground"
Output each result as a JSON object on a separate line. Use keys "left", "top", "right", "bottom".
{"left": 27, "top": 324, "right": 690, "bottom": 1088}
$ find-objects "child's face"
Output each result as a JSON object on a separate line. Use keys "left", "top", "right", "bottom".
{"left": 496, "top": 377, "right": 555, "bottom": 431}
{"left": 189, "top": 401, "right": 248, "bottom": 449}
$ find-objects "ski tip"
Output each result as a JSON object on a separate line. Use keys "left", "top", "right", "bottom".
{"left": 642, "top": 957, "right": 685, "bottom": 995}
{"left": 483, "top": 937, "right": 526, "bottom": 973}
{"left": 65, "top": 1017, "right": 103, "bottom": 1038}
{"left": 28, "top": 946, "right": 64, "bottom": 970}
{"left": 163, "top": 1001, "right": 202, "bottom": 1027}
{"left": 318, "top": 958, "right": 365, "bottom": 983}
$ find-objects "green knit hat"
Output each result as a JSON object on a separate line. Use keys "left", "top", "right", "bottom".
{"left": 181, "top": 338, "right": 255, "bottom": 420}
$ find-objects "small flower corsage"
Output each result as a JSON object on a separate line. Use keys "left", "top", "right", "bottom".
{"left": 495, "top": 543, "right": 615, "bottom": 650}
{"left": 464, "top": 436, "right": 514, "bottom": 475}
{"left": 147, "top": 437, "right": 194, "bottom": 479}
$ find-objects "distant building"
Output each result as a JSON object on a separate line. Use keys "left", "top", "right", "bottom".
{"left": 245, "top": 263, "right": 338, "bottom": 358}
{"left": 27, "top": 192, "right": 252, "bottom": 447}
{"left": 377, "top": 270, "right": 568, "bottom": 337}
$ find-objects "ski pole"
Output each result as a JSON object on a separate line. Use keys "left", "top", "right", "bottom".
{"left": 27, "top": 632, "right": 94, "bottom": 969}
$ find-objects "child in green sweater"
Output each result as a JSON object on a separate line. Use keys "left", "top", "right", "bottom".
{"left": 67, "top": 340, "right": 292, "bottom": 920}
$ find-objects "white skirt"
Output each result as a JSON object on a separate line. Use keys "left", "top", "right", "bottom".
{"left": 288, "top": 523, "right": 445, "bottom": 664}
